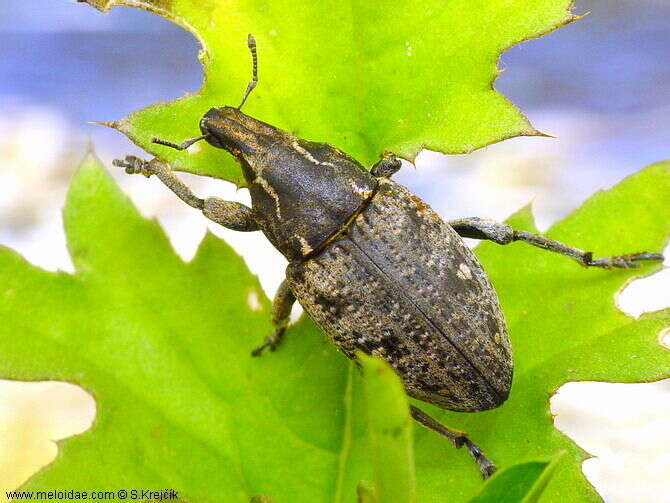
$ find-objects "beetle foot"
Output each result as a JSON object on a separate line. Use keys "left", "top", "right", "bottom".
{"left": 370, "top": 152, "right": 402, "bottom": 178}
{"left": 112, "top": 156, "right": 156, "bottom": 177}
{"left": 251, "top": 327, "right": 286, "bottom": 357}
{"left": 585, "top": 251, "right": 664, "bottom": 269}
{"left": 461, "top": 438, "right": 496, "bottom": 479}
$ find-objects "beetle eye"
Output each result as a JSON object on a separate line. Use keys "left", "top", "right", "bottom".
{"left": 204, "top": 134, "right": 223, "bottom": 149}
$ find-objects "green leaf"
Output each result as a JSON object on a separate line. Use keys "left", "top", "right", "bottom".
{"left": 1, "top": 155, "right": 346, "bottom": 501}
{"left": 360, "top": 353, "right": 415, "bottom": 503}
{"left": 469, "top": 453, "right": 563, "bottom": 503}
{"left": 249, "top": 496, "right": 275, "bottom": 503}
{"left": 81, "top": 0, "right": 575, "bottom": 185}
{"left": 2, "top": 157, "right": 669, "bottom": 502}
{"left": 357, "top": 481, "right": 378, "bottom": 503}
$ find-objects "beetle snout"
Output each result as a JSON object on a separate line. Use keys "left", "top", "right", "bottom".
{"left": 199, "top": 107, "right": 249, "bottom": 153}
{"left": 199, "top": 106, "right": 278, "bottom": 158}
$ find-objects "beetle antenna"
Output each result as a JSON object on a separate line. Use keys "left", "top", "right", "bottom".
{"left": 238, "top": 34, "right": 258, "bottom": 110}
{"left": 152, "top": 135, "right": 208, "bottom": 151}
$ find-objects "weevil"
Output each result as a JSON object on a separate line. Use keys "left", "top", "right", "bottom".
{"left": 113, "top": 35, "right": 664, "bottom": 478}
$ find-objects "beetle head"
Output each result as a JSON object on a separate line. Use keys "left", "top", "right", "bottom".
{"left": 198, "top": 106, "right": 285, "bottom": 160}
{"left": 200, "top": 105, "right": 376, "bottom": 260}
{"left": 152, "top": 35, "right": 377, "bottom": 260}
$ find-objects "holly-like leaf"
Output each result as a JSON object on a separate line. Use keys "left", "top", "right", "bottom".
{"left": 1, "top": 158, "right": 668, "bottom": 502}
{"left": 81, "top": 0, "right": 574, "bottom": 185}
{"left": 0, "top": 156, "right": 349, "bottom": 501}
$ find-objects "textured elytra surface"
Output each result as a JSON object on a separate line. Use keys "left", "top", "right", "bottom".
{"left": 288, "top": 179, "right": 512, "bottom": 412}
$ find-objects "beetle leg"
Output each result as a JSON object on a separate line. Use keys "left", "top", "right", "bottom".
{"left": 113, "top": 156, "right": 260, "bottom": 232}
{"left": 410, "top": 405, "right": 496, "bottom": 478}
{"left": 252, "top": 279, "right": 296, "bottom": 357}
{"left": 449, "top": 217, "right": 664, "bottom": 269}
{"left": 370, "top": 153, "right": 402, "bottom": 178}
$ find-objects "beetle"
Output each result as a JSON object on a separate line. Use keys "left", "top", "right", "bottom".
{"left": 113, "top": 35, "right": 664, "bottom": 477}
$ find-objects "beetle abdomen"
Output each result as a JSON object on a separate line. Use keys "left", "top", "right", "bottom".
{"left": 287, "top": 179, "right": 512, "bottom": 412}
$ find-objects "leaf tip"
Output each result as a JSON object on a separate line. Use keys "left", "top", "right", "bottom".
{"left": 570, "top": 11, "right": 591, "bottom": 23}
{"left": 529, "top": 129, "right": 557, "bottom": 139}
{"left": 73, "top": 150, "right": 107, "bottom": 178}
{"left": 88, "top": 120, "right": 119, "bottom": 130}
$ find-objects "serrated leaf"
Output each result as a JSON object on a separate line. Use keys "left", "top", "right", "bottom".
{"left": 1, "top": 158, "right": 669, "bottom": 502}
{"left": 0, "top": 155, "right": 349, "bottom": 501}
{"left": 81, "top": 0, "right": 574, "bottom": 185}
